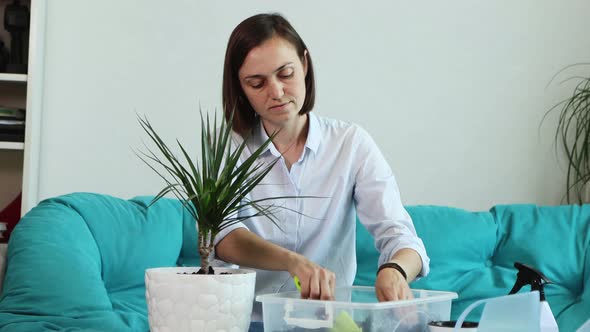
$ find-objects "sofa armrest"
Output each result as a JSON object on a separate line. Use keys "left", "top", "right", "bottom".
{"left": 0, "top": 243, "right": 7, "bottom": 295}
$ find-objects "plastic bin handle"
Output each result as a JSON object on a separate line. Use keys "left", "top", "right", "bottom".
{"left": 283, "top": 300, "right": 334, "bottom": 329}
{"left": 453, "top": 298, "right": 487, "bottom": 332}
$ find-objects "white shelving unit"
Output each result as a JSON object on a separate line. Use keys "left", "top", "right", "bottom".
{"left": 0, "top": 64, "right": 26, "bottom": 211}
{"left": 0, "top": 0, "right": 41, "bottom": 217}
{"left": 0, "top": 142, "right": 24, "bottom": 150}
{"left": 0, "top": 73, "right": 27, "bottom": 82}
{"left": 0, "top": 72, "right": 27, "bottom": 153}
{"left": 0, "top": 73, "right": 27, "bottom": 83}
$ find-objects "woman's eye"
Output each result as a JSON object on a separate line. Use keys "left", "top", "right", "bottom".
{"left": 279, "top": 69, "right": 294, "bottom": 79}
{"left": 249, "top": 80, "right": 264, "bottom": 89}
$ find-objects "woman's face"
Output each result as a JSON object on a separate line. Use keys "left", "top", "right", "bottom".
{"left": 238, "top": 36, "right": 308, "bottom": 128}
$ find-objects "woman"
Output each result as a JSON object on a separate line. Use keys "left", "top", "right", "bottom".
{"left": 213, "top": 13, "right": 430, "bottom": 328}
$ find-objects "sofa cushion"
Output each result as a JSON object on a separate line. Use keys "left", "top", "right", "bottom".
{"left": 491, "top": 204, "right": 590, "bottom": 332}
{"left": 0, "top": 193, "right": 187, "bottom": 331}
{"left": 354, "top": 204, "right": 590, "bottom": 332}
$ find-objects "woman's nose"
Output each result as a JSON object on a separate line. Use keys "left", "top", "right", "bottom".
{"left": 267, "top": 78, "right": 284, "bottom": 99}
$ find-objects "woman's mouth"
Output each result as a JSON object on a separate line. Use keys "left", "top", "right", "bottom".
{"left": 269, "top": 102, "right": 289, "bottom": 111}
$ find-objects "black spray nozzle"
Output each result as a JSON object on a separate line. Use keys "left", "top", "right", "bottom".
{"left": 508, "top": 262, "right": 552, "bottom": 301}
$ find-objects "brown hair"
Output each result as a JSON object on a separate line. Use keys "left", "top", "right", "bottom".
{"left": 222, "top": 13, "right": 316, "bottom": 136}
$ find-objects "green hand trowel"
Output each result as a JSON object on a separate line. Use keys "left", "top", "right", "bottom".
{"left": 331, "top": 311, "right": 362, "bottom": 332}
{"left": 294, "top": 275, "right": 302, "bottom": 292}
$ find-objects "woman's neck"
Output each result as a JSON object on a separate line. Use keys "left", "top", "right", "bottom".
{"left": 261, "top": 114, "right": 309, "bottom": 154}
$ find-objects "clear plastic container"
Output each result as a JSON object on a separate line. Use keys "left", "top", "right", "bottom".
{"left": 256, "top": 286, "right": 458, "bottom": 332}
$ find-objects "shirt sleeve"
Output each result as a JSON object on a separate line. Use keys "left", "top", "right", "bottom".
{"left": 352, "top": 127, "right": 430, "bottom": 278}
{"left": 212, "top": 219, "right": 249, "bottom": 246}
{"left": 210, "top": 217, "right": 249, "bottom": 266}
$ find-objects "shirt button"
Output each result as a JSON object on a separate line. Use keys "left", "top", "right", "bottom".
{"left": 485, "top": 260, "right": 493, "bottom": 267}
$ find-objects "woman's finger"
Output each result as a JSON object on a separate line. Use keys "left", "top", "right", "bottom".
{"left": 308, "top": 270, "right": 321, "bottom": 299}
{"left": 329, "top": 271, "right": 336, "bottom": 298}
{"left": 299, "top": 274, "right": 310, "bottom": 299}
{"left": 320, "top": 270, "right": 332, "bottom": 300}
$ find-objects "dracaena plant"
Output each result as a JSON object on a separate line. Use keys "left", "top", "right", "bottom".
{"left": 137, "top": 111, "right": 286, "bottom": 274}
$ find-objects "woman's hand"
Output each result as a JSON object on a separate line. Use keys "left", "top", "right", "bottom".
{"left": 375, "top": 249, "right": 423, "bottom": 302}
{"left": 287, "top": 252, "right": 336, "bottom": 300}
{"left": 375, "top": 267, "right": 413, "bottom": 302}
{"left": 216, "top": 229, "right": 336, "bottom": 300}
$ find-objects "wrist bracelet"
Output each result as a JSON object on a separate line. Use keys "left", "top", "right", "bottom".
{"left": 377, "top": 262, "right": 407, "bottom": 280}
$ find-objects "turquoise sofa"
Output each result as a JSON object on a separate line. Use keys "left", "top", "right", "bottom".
{"left": 0, "top": 193, "right": 588, "bottom": 331}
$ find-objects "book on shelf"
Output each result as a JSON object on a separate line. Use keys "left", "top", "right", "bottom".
{"left": 0, "top": 133, "right": 24, "bottom": 142}
{"left": 0, "top": 119, "right": 24, "bottom": 125}
{"left": 0, "top": 107, "right": 25, "bottom": 120}
{"left": 0, "top": 107, "right": 25, "bottom": 142}
{"left": 0, "top": 132, "right": 24, "bottom": 142}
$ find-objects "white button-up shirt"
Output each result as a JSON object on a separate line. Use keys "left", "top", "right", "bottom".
{"left": 214, "top": 112, "right": 429, "bottom": 319}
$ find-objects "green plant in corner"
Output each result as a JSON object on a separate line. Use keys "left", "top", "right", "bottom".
{"left": 137, "top": 110, "right": 287, "bottom": 274}
{"left": 546, "top": 64, "right": 590, "bottom": 204}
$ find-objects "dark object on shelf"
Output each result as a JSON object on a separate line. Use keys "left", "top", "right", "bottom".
{"left": 0, "top": 123, "right": 25, "bottom": 142}
{"left": 0, "top": 107, "right": 25, "bottom": 120}
{"left": 4, "top": 0, "right": 30, "bottom": 74}
{"left": 0, "top": 193, "right": 21, "bottom": 243}
{"left": 0, "top": 128, "right": 24, "bottom": 142}
{"left": 0, "top": 40, "right": 9, "bottom": 72}
{"left": 0, "top": 107, "right": 25, "bottom": 141}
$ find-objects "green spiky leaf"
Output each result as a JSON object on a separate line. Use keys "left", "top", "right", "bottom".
{"left": 136, "top": 108, "right": 315, "bottom": 271}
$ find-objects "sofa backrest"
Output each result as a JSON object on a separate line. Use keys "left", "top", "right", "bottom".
{"left": 0, "top": 193, "right": 190, "bottom": 331}
{"left": 2, "top": 193, "right": 588, "bottom": 332}
{"left": 355, "top": 204, "right": 590, "bottom": 332}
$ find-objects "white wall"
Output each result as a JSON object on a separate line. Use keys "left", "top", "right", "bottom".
{"left": 32, "top": 0, "right": 590, "bottom": 212}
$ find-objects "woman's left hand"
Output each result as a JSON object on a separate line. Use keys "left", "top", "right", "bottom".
{"left": 374, "top": 267, "right": 413, "bottom": 302}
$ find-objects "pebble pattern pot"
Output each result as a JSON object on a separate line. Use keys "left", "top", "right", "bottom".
{"left": 145, "top": 267, "right": 256, "bottom": 332}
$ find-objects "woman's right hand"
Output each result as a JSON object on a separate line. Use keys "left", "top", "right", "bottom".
{"left": 215, "top": 229, "right": 336, "bottom": 299}
{"left": 287, "top": 252, "right": 336, "bottom": 300}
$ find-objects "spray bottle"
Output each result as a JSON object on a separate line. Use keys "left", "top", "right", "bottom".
{"left": 509, "top": 262, "right": 559, "bottom": 332}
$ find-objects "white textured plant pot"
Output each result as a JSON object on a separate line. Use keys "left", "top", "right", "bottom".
{"left": 145, "top": 267, "right": 256, "bottom": 332}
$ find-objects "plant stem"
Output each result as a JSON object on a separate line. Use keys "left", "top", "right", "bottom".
{"left": 198, "top": 228, "right": 214, "bottom": 274}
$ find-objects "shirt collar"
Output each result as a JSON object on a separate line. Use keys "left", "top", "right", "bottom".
{"left": 305, "top": 112, "right": 321, "bottom": 155}
{"left": 254, "top": 112, "right": 321, "bottom": 157}
{"left": 256, "top": 120, "right": 280, "bottom": 157}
